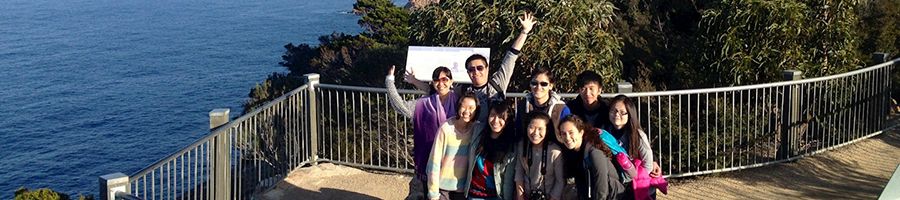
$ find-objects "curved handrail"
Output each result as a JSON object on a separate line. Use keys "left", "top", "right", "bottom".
{"left": 618, "top": 58, "right": 899, "bottom": 97}
{"left": 321, "top": 57, "right": 899, "bottom": 97}
{"left": 120, "top": 57, "right": 896, "bottom": 198}
{"left": 129, "top": 84, "right": 310, "bottom": 178}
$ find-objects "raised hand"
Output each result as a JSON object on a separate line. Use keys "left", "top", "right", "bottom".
{"left": 519, "top": 12, "right": 537, "bottom": 34}
{"left": 403, "top": 67, "right": 417, "bottom": 84}
{"left": 388, "top": 65, "right": 395, "bottom": 76}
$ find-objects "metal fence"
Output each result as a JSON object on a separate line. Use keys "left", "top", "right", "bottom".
{"left": 101, "top": 74, "right": 320, "bottom": 200}
{"left": 101, "top": 56, "right": 897, "bottom": 200}
{"left": 626, "top": 62, "right": 895, "bottom": 177}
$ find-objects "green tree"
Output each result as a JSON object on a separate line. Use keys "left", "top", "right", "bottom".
{"left": 695, "top": 0, "right": 862, "bottom": 86}
{"left": 857, "top": 0, "right": 900, "bottom": 61}
{"left": 608, "top": 0, "right": 703, "bottom": 91}
{"left": 410, "top": 0, "right": 622, "bottom": 92}
{"left": 246, "top": 0, "right": 409, "bottom": 113}
{"left": 14, "top": 187, "right": 93, "bottom": 200}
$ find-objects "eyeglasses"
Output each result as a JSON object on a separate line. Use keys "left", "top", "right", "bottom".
{"left": 530, "top": 81, "right": 550, "bottom": 87}
{"left": 466, "top": 65, "right": 486, "bottom": 73}
{"left": 611, "top": 111, "right": 629, "bottom": 117}
{"left": 434, "top": 77, "right": 451, "bottom": 83}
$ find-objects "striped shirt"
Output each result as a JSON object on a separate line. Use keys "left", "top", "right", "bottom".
{"left": 426, "top": 118, "right": 478, "bottom": 199}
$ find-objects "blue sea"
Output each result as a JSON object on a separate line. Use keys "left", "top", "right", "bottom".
{"left": 0, "top": 0, "right": 394, "bottom": 198}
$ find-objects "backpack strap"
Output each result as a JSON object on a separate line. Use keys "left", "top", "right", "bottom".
{"left": 489, "top": 80, "right": 505, "bottom": 100}
{"left": 550, "top": 103, "right": 565, "bottom": 132}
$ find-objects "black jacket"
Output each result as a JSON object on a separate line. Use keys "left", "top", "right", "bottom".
{"left": 565, "top": 96, "right": 611, "bottom": 129}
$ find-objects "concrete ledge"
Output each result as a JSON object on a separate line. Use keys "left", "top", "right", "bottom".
{"left": 880, "top": 164, "right": 900, "bottom": 200}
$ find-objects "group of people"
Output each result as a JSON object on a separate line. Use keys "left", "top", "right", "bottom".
{"left": 385, "top": 12, "right": 667, "bottom": 200}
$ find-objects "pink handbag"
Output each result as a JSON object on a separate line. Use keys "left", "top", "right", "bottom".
{"left": 615, "top": 153, "right": 669, "bottom": 200}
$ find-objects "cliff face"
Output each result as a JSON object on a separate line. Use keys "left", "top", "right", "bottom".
{"left": 405, "top": 0, "right": 440, "bottom": 10}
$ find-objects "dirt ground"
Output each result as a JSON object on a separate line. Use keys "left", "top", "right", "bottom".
{"left": 259, "top": 128, "right": 900, "bottom": 200}
{"left": 660, "top": 128, "right": 900, "bottom": 199}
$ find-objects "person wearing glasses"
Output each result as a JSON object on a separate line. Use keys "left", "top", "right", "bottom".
{"left": 516, "top": 66, "right": 571, "bottom": 139}
{"left": 604, "top": 95, "right": 662, "bottom": 199}
{"left": 386, "top": 66, "right": 459, "bottom": 200}
{"left": 410, "top": 12, "right": 537, "bottom": 123}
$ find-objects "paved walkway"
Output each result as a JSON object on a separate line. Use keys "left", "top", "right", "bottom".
{"left": 259, "top": 128, "right": 900, "bottom": 200}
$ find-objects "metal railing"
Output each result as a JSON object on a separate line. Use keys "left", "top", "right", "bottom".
{"left": 625, "top": 61, "right": 895, "bottom": 177}
{"left": 100, "top": 55, "right": 897, "bottom": 200}
{"left": 101, "top": 74, "right": 320, "bottom": 200}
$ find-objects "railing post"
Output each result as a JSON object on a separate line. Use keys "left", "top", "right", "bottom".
{"left": 617, "top": 81, "right": 633, "bottom": 94}
{"left": 777, "top": 70, "right": 802, "bottom": 160}
{"left": 209, "top": 108, "right": 230, "bottom": 129}
{"left": 209, "top": 108, "right": 231, "bottom": 200}
{"left": 99, "top": 172, "right": 129, "bottom": 200}
{"left": 304, "top": 74, "right": 320, "bottom": 166}
{"left": 873, "top": 52, "right": 892, "bottom": 130}
{"left": 872, "top": 52, "right": 889, "bottom": 64}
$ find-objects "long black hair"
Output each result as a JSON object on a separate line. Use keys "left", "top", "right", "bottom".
{"left": 609, "top": 94, "right": 644, "bottom": 158}
{"left": 480, "top": 99, "right": 517, "bottom": 162}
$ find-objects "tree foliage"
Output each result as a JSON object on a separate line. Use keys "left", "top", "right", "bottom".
{"left": 696, "top": 0, "right": 862, "bottom": 86}
{"left": 857, "top": 0, "right": 900, "bottom": 62}
{"left": 410, "top": 0, "right": 622, "bottom": 92}
{"left": 14, "top": 188, "right": 93, "bottom": 200}
{"left": 608, "top": 0, "right": 703, "bottom": 91}
{"left": 246, "top": 0, "right": 409, "bottom": 113}
{"left": 250, "top": 0, "right": 896, "bottom": 111}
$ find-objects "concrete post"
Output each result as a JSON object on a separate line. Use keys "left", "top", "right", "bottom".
{"left": 872, "top": 52, "right": 890, "bottom": 64}
{"left": 304, "top": 73, "right": 320, "bottom": 165}
{"left": 777, "top": 70, "right": 802, "bottom": 160}
{"left": 209, "top": 108, "right": 230, "bottom": 129}
{"left": 617, "top": 81, "right": 633, "bottom": 94}
{"left": 99, "top": 173, "right": 129, "bottom": 200}
{"left": 208, "top": 108, "right": 231, "bottom": 200}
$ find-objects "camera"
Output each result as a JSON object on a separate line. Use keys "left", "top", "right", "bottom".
{"left": 529, "top": 190, "right": 547, "bottom": 200}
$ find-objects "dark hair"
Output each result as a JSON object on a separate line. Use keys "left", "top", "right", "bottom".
{"left": 428, "top": 66, "right": 453, "bottom": 95}
{"left": 522, "top": 110, "right": 554, "bottom": 174}
{"left": 576, "top": 70, "right": 603, "bottom": 87}
{"left": 431, "top": 66, "right": 452, "bottom": 81}
{"left": 456, "top": 91, "right": 480, "bottom": 121}
{"left": 530, "top": 66, "right": 557, "bottom": 84}
{"left": 609, "top": 94, "right": 644, "bottom": 158}
{"left": 559, "top": 115, "right": 613, "bottom": 158}
{"left": 465, "top": 54, "right": 489, "bottom": 69}
{"left": 524, "top": 110, "right": 553, "bottom": 144}
{"left": 480, "top": 99, "right": 517, "bottom": 162}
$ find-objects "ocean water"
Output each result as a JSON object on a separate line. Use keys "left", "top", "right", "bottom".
{"left": 0, "top": 0, "right": 369, "bottom": 198}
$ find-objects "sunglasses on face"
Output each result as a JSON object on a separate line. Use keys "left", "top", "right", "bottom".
{"left": 530, "top": 81, "right": 550, "bottom": 87}
{"left": 466, "top": 65, "right": 486, "bottom": 73}
{"left": 433, "top": 77, "right": 451, "bottom": 83}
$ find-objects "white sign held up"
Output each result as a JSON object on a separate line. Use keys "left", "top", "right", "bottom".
{"left": 405, "top": 46, "right": 491, "bottom": 83}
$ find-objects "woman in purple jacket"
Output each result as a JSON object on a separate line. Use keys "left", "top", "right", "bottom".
{"left": 386, "top": 65, "right": 459, "bottom": 199}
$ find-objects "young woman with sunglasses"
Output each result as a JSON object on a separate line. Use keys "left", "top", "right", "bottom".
{"left": 409, "top": 12, "right": 538, "bottom": 123}
{"left": 386, "top": 65, "right": 459, "bottom": 199}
